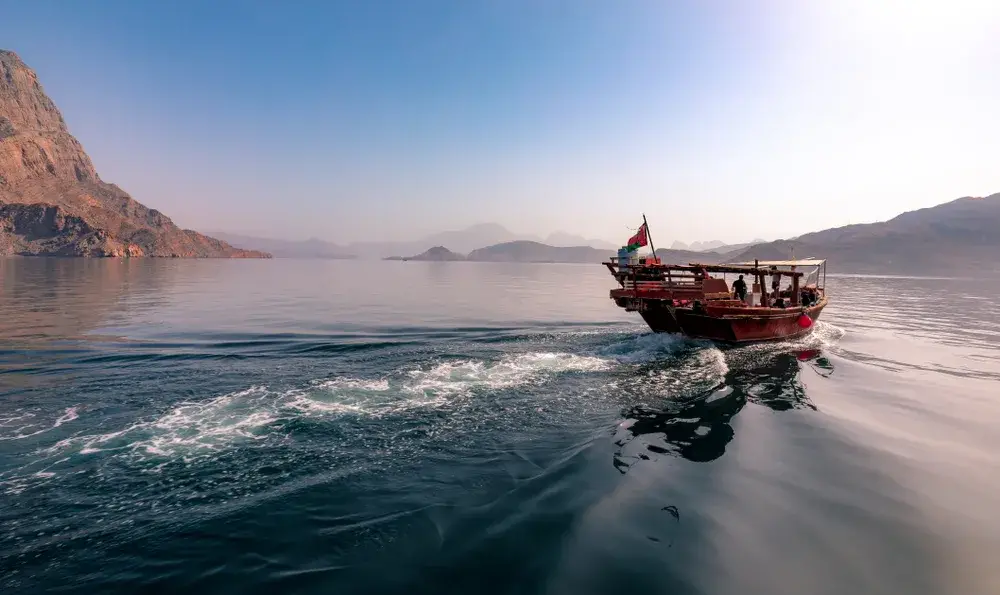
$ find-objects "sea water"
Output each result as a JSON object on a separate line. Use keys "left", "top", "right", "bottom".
{"left": 1, "top": 258, "right": 998, "bottom": 594}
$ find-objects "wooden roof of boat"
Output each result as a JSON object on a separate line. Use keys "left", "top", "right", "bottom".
{"left": 728, "top": 259, "right": 826, "bottom": 267}
{"left": 615, "top": 262, "right": 810, "bottom": 277}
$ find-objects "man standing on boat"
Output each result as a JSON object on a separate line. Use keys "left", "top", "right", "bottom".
{"left": 733, "top": 274, "right": 748, "bottom": 303}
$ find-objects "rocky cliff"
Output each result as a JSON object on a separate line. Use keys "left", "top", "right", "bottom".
{"left": 0, "top": 50, "right": 268, "bottom": 257}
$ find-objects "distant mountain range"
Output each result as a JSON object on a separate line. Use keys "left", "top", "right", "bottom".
{"left": 384, "top": 241, "right": 717, "bottom": 265}
{"left": 384, "top": 246, "right": 464, "bottom": 261}
{"left": 671, "top": 239, "right": 725, "bottom": 251}
{"left": 672, "top": 239, "right": 768, "bottom": 253}
{"left": 362, "top": 224, "right": 618, "bottom": 256}
{"left": 211, "top": 193, "right": 1000, "bottom": 273}
{"left": 466, "top": 241, "right": 612, "bottom": 263}
{"left": 207, "top": 232, "right": 356, "bottom": 259}
{"left": 465, "top": 241, "right": 720, "bottom": 264}
{"left": 214, "top": 223, "right": 618, "bottom": 259}
{"left": 729, "top": 193, "right": 1000, "bottom": 275}
{"left": 543, "top": 232, "right": 618, "bottom": 250}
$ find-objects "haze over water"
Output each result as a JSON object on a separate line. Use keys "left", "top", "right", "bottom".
{"left": 2, "top": 258, "right": 999, "bottom": 594}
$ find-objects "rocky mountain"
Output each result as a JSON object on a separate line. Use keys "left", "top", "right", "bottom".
{"left": 729, "top": 194, "right": 1000, "bottom": 275}
{"left": 346, "top": 223, "right": 535, "bottom": 259}
{"left": 0, "top": 50, "right": 268, "bottom": 257}
{"left": 465, "top": 241, "right": 608, "bottom": 263}
{"left": 709, "top": 239, "right": 767, "bottom": 254}
{"left": 420, "top": 223, "right": 536, "bottom": 254}
{"left": 461, "top": 241, "right": 715, "bottom": 264}
{"left": 339, "top": 224, "right": 619, "bottom": 259}
{"left": 670, "top": 238, "right": 767, "bottom": 253}
{"left": 671, "top": 239, "right": 726, "bottom": 252}
{"left": 378, "top": 240, "right": 720, "bottom": 265}
{"left": 544, "top": 231, "right": 617, "bottom": 250}
{"left": 208, "top": 232, "right": 354, "bottom": 259}
{"left": 208, "top": 223, "right": 623, "bottom": 260}
{"left": 384, "top": 246, "right": 465, "bottom": 261}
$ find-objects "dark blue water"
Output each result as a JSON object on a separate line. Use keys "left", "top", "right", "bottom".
{"left": 2, "top": 259, "right": 999, "bottom": 594}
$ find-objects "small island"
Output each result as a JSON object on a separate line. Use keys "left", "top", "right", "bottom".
{"left": 384, "top": 246, "right": 465, "bottom": 262}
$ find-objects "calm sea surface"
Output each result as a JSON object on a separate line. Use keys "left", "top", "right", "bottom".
{"left": 2, "top": 258, "right": 999, "bottom": 594}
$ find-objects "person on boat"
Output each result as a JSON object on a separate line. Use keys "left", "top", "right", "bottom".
{"left": 770, "top": 266, "right": 781, "bottom": 300}
{"left": 801, "top": 288, "right": 815, "bottom": 307}
{"left": 733, "top": 275, "right": 748, "bottom": 303}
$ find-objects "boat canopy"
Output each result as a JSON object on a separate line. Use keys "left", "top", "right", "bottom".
{"left": 729, "top": 259, "right": 826, "bottom": 267}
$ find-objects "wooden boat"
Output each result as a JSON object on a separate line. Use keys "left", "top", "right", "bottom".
{"left": 604, "top": 258, "right": 829, "bottom": 343}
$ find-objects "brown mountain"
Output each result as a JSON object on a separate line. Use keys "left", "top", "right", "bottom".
{"left": 207, "top": 232, "right": 356, "bottom": 259}
{"left": 729, "top": 194, "right": 1000, "bottom": 275}
{"left": 385, "top": 246, "right": 465, "bottom": 261}
{"left": 0, "top": 50, "right": 268, "bottom": 257}
{"left": 464, "top": 240, "right": 718, "bottom": 264}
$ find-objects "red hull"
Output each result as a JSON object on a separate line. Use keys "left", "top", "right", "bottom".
{"left": 624, "top": 297, "right": 827, "bottom": 343}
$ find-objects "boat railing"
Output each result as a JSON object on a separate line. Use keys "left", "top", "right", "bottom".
{"left": 623, "top": 279, "right": 702, "bottom": 291}
{"left": 608, "top": 260, "right": 710, "bottom": 294}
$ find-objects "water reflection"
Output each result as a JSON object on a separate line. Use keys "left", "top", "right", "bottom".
{"left": 614, "top": 347, "right": 833, "bottom": 470}
{"left": 724, "top": 347, "right": 831, "bottom": 412}
{"left": 0, "top": 258, "right": 173, "bottom": 342}
{"left": 0, "top": 258, "right": 175, "bottom": 392}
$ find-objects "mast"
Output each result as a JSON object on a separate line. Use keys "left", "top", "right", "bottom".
{"left": 642, "top": 213, "right": 656, "bottom": 259}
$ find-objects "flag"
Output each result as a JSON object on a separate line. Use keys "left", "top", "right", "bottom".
{"left": 626, "top": 223, "right": 648, "bottom": 252}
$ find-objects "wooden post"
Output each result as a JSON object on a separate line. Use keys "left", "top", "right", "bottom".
{"left": 792, "top": 273, "right": 800, "bottom": 306}
{"left": 642, "top": 213, "right": 656, "bottom": 260}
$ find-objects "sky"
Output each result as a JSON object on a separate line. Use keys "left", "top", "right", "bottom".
{"left": 4, "top": 0, "right": 1000, "bottom": 245}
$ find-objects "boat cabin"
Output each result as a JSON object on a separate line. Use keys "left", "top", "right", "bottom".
{"left": 722, "top": 259, "right": 827, "bottom": 308}
{"left": 605, "top": 258, "right": 827, "bottom": 310}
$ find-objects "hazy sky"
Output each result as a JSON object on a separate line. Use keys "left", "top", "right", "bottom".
{"left": 5, "top": 0, "right": 999, "bottom": 244}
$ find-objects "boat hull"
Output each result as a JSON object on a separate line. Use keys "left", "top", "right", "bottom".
{"left": 637, "top": 300, "right": 827, "bottom": 343}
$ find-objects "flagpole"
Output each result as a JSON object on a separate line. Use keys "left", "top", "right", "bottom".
{"left": 642, "top": 213, "right": 656, "bottom": 259}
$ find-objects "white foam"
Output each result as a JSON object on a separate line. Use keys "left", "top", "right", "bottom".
{"left": 0, "top": 426, "right": 50, "bottom": 441}
{"left": 46, "top": 387, "right": 279, "bottom": 460}
{"left": 812, "top": 321, "right": 846, "bottom": 346}
{"left": 53, "top": 407, "right": 79, "bottom": 428}
{"left": 0, "top": 406, "right": 80, "bottom": 441}
{"left": 695, "top": 346, "right": 730, "bottom": 379}
{"left": 512, "top": 352, "right": 611, "bottom": 374}
{"left": 287, "top": 353, "right": 611, "bottom": 418}
{"left": 404, "top": 352, "right": 608, "bottom": 399}
{"left": 316, "top": 378, "right": 391, "bottom": 392}
{"left": 37, "top": 352, "right": 612, "bottom": 463}
{"left": 0, "top": 412, "right": 34, "bottom": 426}
{"left": 135, "top": 387, "right": 279, "bottom": 457}
{"left": 284, "top": 395, "right": 368, "bottom": 416}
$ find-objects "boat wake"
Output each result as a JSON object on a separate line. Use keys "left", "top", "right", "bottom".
{"left": 289, "top": 352, "right": 610, "bottom": 417}
{"left": 18, "top": 351, "right": 611, "bottom": 473}
{"left": 596, "top": 331, "right": 691, "bottom": 362}
{"left": 3, "top": 323, "right": 845, "bottom": 499}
